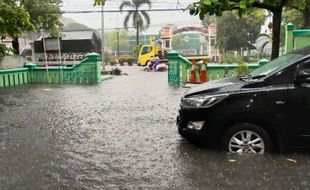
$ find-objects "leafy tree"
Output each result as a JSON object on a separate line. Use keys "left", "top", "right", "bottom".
{"left": 93, "top": 0, "right": 106, "bottom": 6}
{"left": 287, "top": 1, "right": 310, "bottom": 28}
{"left": 283, "top": 8, "right": 304, "bottom": 28}
{"left": 0, "top": 1, "right": 33, "bottom": 39}
{"left": 22, "top": 0, "right": 62, "bottom": 35}
{"left": 119, "top": 0, "right": 151, "bottom": 57}
{"left": 172, "top": 34, "right": 186, "bottom": 49}
{"left": 106, "top": 30, "right": 129, "bottom": 51}
{"left": 215, "top": 10, "right": 264, "bottom": 51}
{"left": 188, "top": 0, "right": 306, "bottom": 60}
{"left": 2, "top": 0, "right": 62, "bottom": 54}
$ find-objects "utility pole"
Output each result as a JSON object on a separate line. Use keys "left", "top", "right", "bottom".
{"left": 101, "top": 1, "right": 105, "bottom": 70}
{"left": 136, "top": 8, "right": 139, "bottom": 58}
{"left": 117, "top": 30, "right": 120, "bottom": 59}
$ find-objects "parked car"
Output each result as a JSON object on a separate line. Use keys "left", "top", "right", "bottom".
{"left": 177, "top": 45, "right": 310, "bottom": 154}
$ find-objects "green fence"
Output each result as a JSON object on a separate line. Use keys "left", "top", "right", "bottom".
{"left": 285, "top": 23, "right": 310, "bottom": 53}
{"left": 167, "top": 51, "right": 269, "bottom": 86}
{"left": 0, "top": 68, "right": 30, "bottom": 87}
{"left": 0, "top": 53, "right": 102, "bottom": 88}
{"left": 167, "top": 51, "right": 190, "bottom": 86}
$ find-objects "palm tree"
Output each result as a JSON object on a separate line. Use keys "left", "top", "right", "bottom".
{"left": 119, "top": 0, "right": 151, "bottom": 57}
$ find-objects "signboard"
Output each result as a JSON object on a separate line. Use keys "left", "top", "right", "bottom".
{"left": 35, "top": 52, "right": 88, "bottom": 65}
{"left": 45, "top": 38, "right": 62, "bottom": 51}
{"left": 173, "top": 26, "right": 208, "bottom": 36}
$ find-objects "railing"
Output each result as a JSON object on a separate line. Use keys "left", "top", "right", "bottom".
{"left": 167, "top": 50, "right": 269, "bottom": 86}
{"left": 0, "top": 68, "right": 30, "bottom": 87}
{"left": 0, "top": 53, "right": 102, "bottom": 88}
{"left": 285, "top": 23, "right": 310, "bottom": 53}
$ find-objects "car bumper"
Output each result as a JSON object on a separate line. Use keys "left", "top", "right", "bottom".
{"left": 177, "top": 108, "right": 220, "bottom": 148}
{"left": 177, "top": 113, "right": 206, "bottom": 144}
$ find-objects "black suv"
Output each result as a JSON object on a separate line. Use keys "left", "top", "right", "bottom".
{"left": 177, "top": 46, "right": 310, "bottom": 154}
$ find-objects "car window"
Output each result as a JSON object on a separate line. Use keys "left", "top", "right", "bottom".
{"left": 267, "top": 65, "right": 296, "bottom": 86}
{"left": 249, "top": 46, "right": 310, "bottom": 78}
{"left": 141, "top": 46, "right": 152, "bottom": 55}
{"left": 299, "top": 59, "right": 310, "bottom": 70}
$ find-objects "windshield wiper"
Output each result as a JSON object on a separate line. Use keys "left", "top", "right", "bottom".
{"left": 239, "top": 74, "right": 266, "bottom": 82}
{"left": 239, "top": 74, "right": 252, "bottom": 81}
{"left": 251, "top": 74, "right": 267, "bottom": 79}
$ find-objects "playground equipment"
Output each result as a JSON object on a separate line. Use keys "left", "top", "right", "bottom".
{"left": 285, "top": 23, "right": 310, "bottom": 53}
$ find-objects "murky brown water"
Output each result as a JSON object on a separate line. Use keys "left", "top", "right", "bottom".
{"left": 1, "top": 66, "right": 310, "bottom": 190}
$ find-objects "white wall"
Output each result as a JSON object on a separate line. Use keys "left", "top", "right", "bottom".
{"left": 0, "top": 56, "right": 25, "bottom": 69}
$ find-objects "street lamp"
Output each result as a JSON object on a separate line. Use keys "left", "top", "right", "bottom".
{"left": 101, "top": 1, "right": 105, "bottom": 71}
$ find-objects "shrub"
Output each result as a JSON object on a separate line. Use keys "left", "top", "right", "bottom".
{"left": 110, "top": 67, "right": 122, "bottom": 75}
{"left": 110, "top": 60, "right": 117, "bottom": 66}
{"left": 0, "top": 45, "right": 14, "bottom": 62}
{"left": 118, "top": 55, "right": 136, "bottom": 66}
{"left": 104, "top": 52, "right": 110, "bottom": 63}
{"left": 222, "top": 53, "right": 243, "bottom": 64}
{"left": 237, "top": 58, "right": 249, "bottom": 76}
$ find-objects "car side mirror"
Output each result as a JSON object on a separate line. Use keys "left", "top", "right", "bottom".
{"left": 295, "top": 69, "right": 310, "bottom": 84}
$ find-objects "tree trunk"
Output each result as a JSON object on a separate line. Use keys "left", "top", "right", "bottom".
{"left": 271, "top": 9, "right": 282, "bottom": 60}
{"left": 12, "top": 37, "right": 19, "bottom": 54}
{"left": 304, "top": 8, "right": 310, "bottom": 28}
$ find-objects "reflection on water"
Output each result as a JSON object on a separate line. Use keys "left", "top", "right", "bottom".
{"left": 1, "top": 66, "right": 310, "bottom": 189}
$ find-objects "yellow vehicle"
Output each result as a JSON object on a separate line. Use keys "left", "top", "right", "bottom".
{"left": 138, "top": 36, "right": 162, "bottom": 66}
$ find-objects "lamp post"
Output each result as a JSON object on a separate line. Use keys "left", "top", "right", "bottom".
{"left": 101, "top": 1, "right": 105, "bottom": 71}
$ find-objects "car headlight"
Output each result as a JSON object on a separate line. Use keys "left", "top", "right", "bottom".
{"left": 182, "top": 94, "right": 228, "bottom": 107}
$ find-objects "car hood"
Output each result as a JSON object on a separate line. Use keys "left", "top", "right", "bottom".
{"left": 184, "top": 77, "right": 244, "bottom": 97}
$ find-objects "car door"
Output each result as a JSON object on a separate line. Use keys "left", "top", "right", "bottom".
{"left": 287, "top": 58, "right": 310, "bottom": 148}
{"left": 261, "top": 65, "right": 296, "bottom": 149}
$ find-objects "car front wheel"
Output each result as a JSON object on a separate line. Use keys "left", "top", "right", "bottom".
{"left": 222, "top": 123, "right": 272, "bottom": 154}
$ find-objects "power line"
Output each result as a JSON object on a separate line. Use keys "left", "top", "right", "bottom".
{"left": 29, "top": 8, "right": 187, "bottom": 14}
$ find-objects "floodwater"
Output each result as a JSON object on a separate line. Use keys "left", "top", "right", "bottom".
{"left": 1, "top": 66, "right": 310, "bottom": 190}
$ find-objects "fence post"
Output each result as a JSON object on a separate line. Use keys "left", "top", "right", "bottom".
{"left": 167, "top": 51, "right": 180, "bottom": 86}
{"left": 258, "top": 58, "right": 269, "bottom": 66}
{"left": 24, "top": 63, "right": 36, "bottom": 83}
{"left": 84, "top": 53, "right": 101, "bottom": 84}
{"left": 285, "top": 23, "right": 294, "bottom": 54}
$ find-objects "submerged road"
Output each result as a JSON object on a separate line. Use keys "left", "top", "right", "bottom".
{"left": 1, "top": 66, "right": 310, "bottom": 189}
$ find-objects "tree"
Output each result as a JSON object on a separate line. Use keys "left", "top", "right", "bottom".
{"left": 94, "top": 0, "right": 106, "bottom": 6}
{"left": 188, "top": 0, "right": 306, "bottom": 60}
{"left": 106, "top": 30, "right": 129, "bottom": 52}
{"left": 0, "top": 1, "right": 34, "bottom": 54}
{"left": 215, "top": 10, "right": 264, "bottom": 51}
{"left": 22, "top": 0, "right": 62, "bottom": 35}
{"left": 119, "top": 0, "right": 151, "bottom": 57}
{"left": 2, "top": 0, "right": 62, "bottom": 54}
{"left": 0, "top": 1, "right": 33, "bottom": 43}
{"left": 287, "top": 1, "right": 310, "bottom": 28}
{"left": 172, "top": 34, "right": 186, "bottom": 49}
{"left": 283, "top": 8, "right": 304, "bottom": 28}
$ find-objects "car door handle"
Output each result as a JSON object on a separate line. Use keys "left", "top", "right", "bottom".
{"left": 275, "top": 101, "right": 285, "bottom": 105}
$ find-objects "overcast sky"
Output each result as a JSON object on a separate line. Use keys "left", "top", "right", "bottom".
{"left": 61, "top": 0, "right": 201, "bottom": 34}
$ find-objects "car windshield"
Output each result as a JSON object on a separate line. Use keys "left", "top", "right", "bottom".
{"left": 248, "top": 46, "right": 310, "bottom": 78}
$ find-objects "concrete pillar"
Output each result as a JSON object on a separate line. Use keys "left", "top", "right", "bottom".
{"left": 285, "top": 23, "right": 294, "bottom": 54}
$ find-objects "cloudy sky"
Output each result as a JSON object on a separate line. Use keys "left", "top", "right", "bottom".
{"left": 61, "top": 0, "right": 201, "bottom": 34}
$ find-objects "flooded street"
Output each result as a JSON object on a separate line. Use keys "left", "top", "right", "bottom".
{"left": 1, "top": 66, "right": 310, "bottom": 190}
